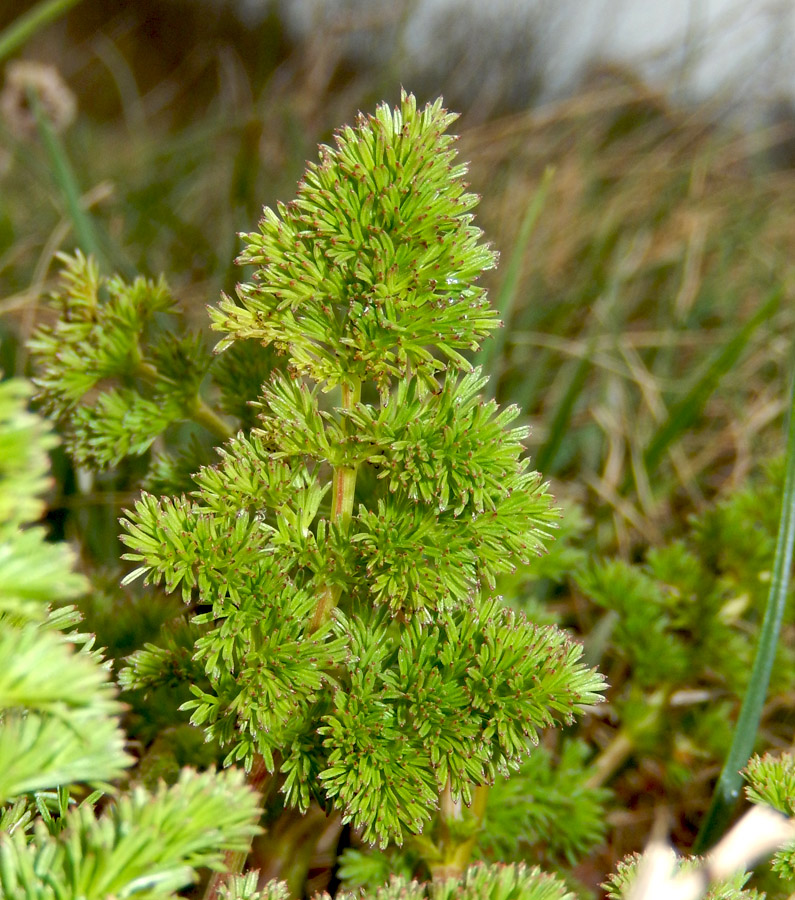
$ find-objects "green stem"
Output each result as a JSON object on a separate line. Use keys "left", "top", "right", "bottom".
{"left": 202, "top": 755, "right": 272, "bottom": 900}
{"left": 191, "top": 397, "right": 235, "bottom": 442}
{"left": 134, "top": 360, "right": 233, "bottom": 442}
{"left": 694, "top": 363, "right": 795, "bottom": 853}
{"left": 134, "top": 360, "right": 160, "bottom": 383}
{"left": 429, "top": 784, "right": 490, "bottom": 880}
{"left": 0, "top": 0, "right": 85, "bottom": 63}
{"left": 310, "top": 378, "right": 361, "bottom": 632}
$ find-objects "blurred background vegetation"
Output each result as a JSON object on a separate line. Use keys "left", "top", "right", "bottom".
{"left": 2, "top": 0, "right": 795, "bottom": 891}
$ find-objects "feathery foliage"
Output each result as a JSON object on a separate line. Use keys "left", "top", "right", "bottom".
{"left": 745, "top": 754, "right": 795, "bottom": 881}
{"left": 0, "top": 768, "right": 261, "bottom": 900}
{"left": 569, "top": 456, "right": 795, "bottom": 804}
{"left": 119, "top": 92, "right": 602, "bottom": 849}
{"left": 335, "top": 863, "right": 575, "bottom": 900}
{"left": 28, "top": 92, "right": 606, "bottom": 889}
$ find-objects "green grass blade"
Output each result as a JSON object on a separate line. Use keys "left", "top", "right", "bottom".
{"left": 644, "top": 287, "right": 781, "bottom": 474}
{"left": 535, "top": 338, "right": 595, "bottom": 474}
{"left": 693, "top": 359, "right": 795, "bottom": 853}
{"left": 0, "top": 0, "right": 85, "bottom": 64}
{"left": 27, "top": 86, "right": 105, "bottom": 264}
{"left": 479, "top": 166, "right": 554, "bottom": 395}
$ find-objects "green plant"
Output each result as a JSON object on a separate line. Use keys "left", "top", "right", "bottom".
{"left": 26, "top": 92, "right": 607, "bottom": 895}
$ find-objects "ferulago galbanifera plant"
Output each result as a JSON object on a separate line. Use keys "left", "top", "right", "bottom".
{"left": 29, "top": 92, "right": 605, "bottom": 892}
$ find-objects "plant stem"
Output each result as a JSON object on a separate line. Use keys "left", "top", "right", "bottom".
{"left": 586, "top": 729, "right": 635, "bottom": 789}
{"left": 694, "top": 364, "right": 795, "bottom": 853}
{"left": 429, "top": 783, "right": 490, "bottom": 880}
{"left": 202, "top": 755, "right": 272, "bottom": 900}
{"left": 257, "top": 807, "right": 342, "bottom": 899}
{"left": 134, "top": 360, "right": 233, "bottom": 442}
{"left": 310, "top": 378, "right": 361, "bottom": 632}
{"left": 203, "top": 386, "right": 365, "bottom": 899}
{"left": 191, "top": 396, "right": 235, "bottom": 442}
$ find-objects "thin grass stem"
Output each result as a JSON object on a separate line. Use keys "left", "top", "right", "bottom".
{"left": 694, "top": 359, "right": 795, "bottom": 853}
{"left": 27, "top": 86, "right": 105, "bottom": 266}
{"left": 479, "top": 166, "right": 554, "bottom": 397}
{"left": 644, "top": 288, "right": 781, "bottom": 474}
{"left": 0, "top": 0, "right": 84, "bottom": 64}
{"left": 535, "top": 337, "right": 595, "bottom": 473}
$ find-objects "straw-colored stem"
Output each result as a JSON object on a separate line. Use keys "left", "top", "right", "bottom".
{"left": 587, "top": 688, "right": 667, "bottom": 788}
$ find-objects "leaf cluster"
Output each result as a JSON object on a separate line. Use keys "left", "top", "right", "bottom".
{"left": 475, "top": 740, "right": 610, "bottom": 867}
{"left": 221, "top": 864, "right": 574, "bottom": 900}
{"left": 211, "top": 93, "right": 500, "bottom": 393}
{"left": 0, "top": 376, "right": 130, "bottom": 801}
{"left": 334, "top": 863, "right": 575, "bottom": 900}
{"left": 120, "top": 487, "right": 603, "bottom": 845}
{"left": 574, "top": 458, "right": 794, "bottom": 763}
{"left": 0, "top": 373, "right": 269, "bottom": 900}
{"left": 0, "top": 768, "right": 261, "bottom": 900}
{"left": 744, "top": 753, "right": 795, "bottom": 880}
{"left": 28, "top": 254, "right": 202, "bottom": 468}
{"left": 318, "top": 601, "right": 603, "bottom": 846}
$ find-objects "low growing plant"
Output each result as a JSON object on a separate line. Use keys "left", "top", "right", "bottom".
{"left": 21, "top": 92, "right": 607, "bottom": 895}
{"left": 573, "top": 457, "right": 795, "bottom": 794}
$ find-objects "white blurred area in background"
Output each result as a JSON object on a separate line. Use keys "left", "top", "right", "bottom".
{"left": 235, "top": 0, "right": 795, "bottom": 125}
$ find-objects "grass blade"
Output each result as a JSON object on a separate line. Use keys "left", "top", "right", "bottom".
{"left": 535, "top": 338, "right": 595, "bottom": 474}
{"left": 693, "top": 357, "right": 795, "bottom": 853}
{"left": 479, "top": 166, "right": 554, "bottom": 395}
{"left": 0, "top": 0, "right": 85, "bottom": 64}
{"left": 644, "top": 287, "right": 781, "bottom": 474}
{"left": 27, "top": 86, "right": 105, "bottom": 265}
